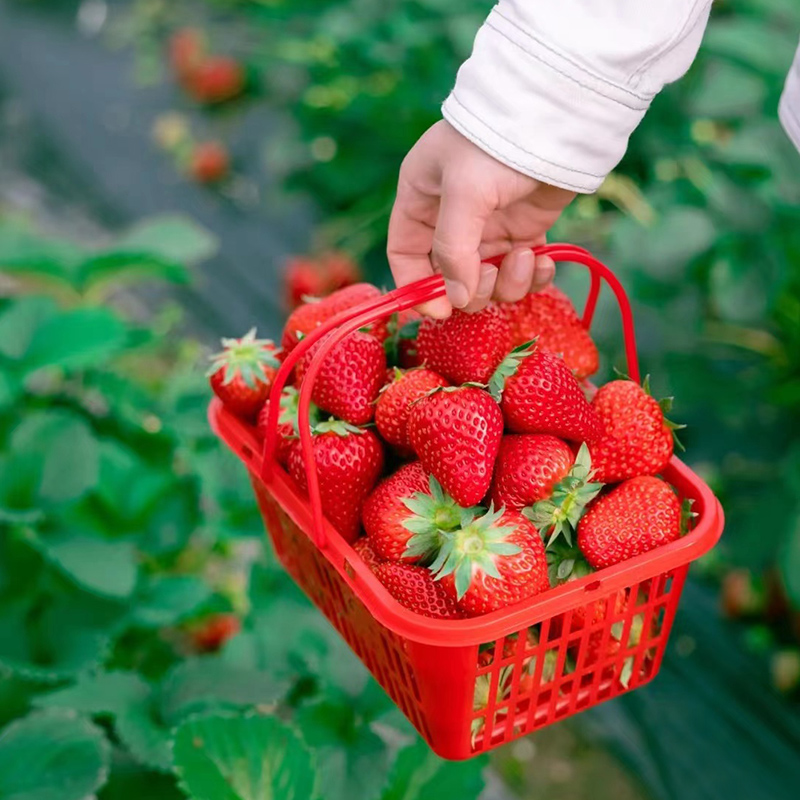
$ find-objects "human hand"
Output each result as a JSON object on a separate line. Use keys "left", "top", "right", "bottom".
{"left": 387, "top": 120, "right": 576, "bottom": 318}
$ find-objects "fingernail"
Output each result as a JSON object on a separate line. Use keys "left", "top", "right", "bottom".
{"left": 476, "top": 265, "right": 497, "bottom": 297}
{"left": 510, "top": 249, "right": 534, "bottom": 282}
{"left": 444, "top": 278, "right": 470, "bottom": 309}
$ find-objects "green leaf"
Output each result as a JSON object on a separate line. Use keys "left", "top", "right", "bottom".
{"left": 0, "top": 297, "right": 57, "bottom": 359}
{"left": 132, "top": 575, "right": 213, "bottom": 628}
{"left": 23, "top": 308, "right": 128, "bottom": 373}
{"left": 159, "top": 658, "right": 289, "bottom": 725}
{"left": 172, "top": 713, "right": 316, "bottom": 800}
{"left": 113, "top": 215, "right": 218, "bottom": 266}
{"left": 381, "top": 738, "right": 486, "bottom": 800}
{"left": 779, "top": 517, "right": 800, "bottom": 608}
{"left": 76, "top": 252, "right": 189, "bottom": 293}
{"left": 710, "top": 256, "right": 769, "bottom": 324}
{"left": 34, "top": 671, "right": 150, "bottom": 716}
{"left": 34, "top": 532, "right": 138, "bottom": 598}
{"left": 0, "top": 709, "right": 110, "bottom": 800}
{"left": 703, "top": 18, "right": 799, "bottom": 77}
{"left": 0, "top": 220, "right": 85, "bottom": 285}
{"left": 687, "top": 61, "right": 766, "bottom": 118}
{"left": 296, "top": 698, "right": 391, "bottom": 800}
{"left": 117, "top": 704, "right": 173, "bottom": 772}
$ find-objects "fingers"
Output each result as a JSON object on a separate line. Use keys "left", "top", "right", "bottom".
{"left": 531, "top": 254, "right": 555, "bottom": 291}
{"left": 431, "top": 184, "right": 491, "bottom": 312}
{"left": 493, "top": 248, "right": 535, "bottom": 303}
{"left": 462, "top": 263, "right": 498, "bottom": 313}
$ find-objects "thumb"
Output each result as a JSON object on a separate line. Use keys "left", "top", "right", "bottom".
{"left": 431, "top": 184, "right": 491, "bottom": 310}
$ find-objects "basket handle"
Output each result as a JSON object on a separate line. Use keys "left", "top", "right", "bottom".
{"left": 261, "top": 244, "right": 639, "bottom": 550}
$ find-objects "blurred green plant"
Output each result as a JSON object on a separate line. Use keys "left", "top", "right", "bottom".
{"left": 0, "top": 214, "right": 488, "bottom": 799}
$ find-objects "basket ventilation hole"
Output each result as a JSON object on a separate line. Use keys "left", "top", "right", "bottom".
{"left": 584, "top": 580, "right": 601, "bottom": 592}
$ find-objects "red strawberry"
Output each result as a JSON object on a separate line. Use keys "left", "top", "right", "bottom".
{"left": 375, "top": 368, "right": 449, "bottom": 455}
{"left": 169, "top": 28, "right": 206, "bottom": 79}
{"left": 323, "top": 251, "right": 361, "bottom": 293}
{"left": 489, "top": 342, "right": 603, "bottom": 442}
{"left": 284, "top": 257, "right": 327, "bottom": 309}
{"left": 256, "top": 386, "right": 318, "bottom": 466}
{"left": 281, "top": 283, "right": 382, "bottom": 353}
{"left": 286, "top": 420, "right": 384, "bottom": 542}
{"left": 489, "top": 435, "right": 574, "bottom": 511}
{"left": 500, "top": 287, "right": 598, "bottom": 379}
{"left": 189, "top": 141, "right": 229, "bottom": 183}
{"left": 416, "top": 304, "right": 513, "bottom": 385}
{"left": 295, "top": 331, "right": 386, "bottom": 425}
{"left": 353, "top": 537, "right": 383, "bottom": 572}
{"left": 374, "top": 562, "right": 462, "bottom": 620}
{"left": 184, "top": 55, "right": 245, "bottom": 104}
{"left": 188, "top": 613, "right": 240, "bottom": 653}
{"left": 208, "top": 329, "right": 280, "bottom": 421}
{"left": 433, "top": 508, "right": 550, "bottom": 617}
{"left": 588, "top": 378, "right": 679, "bottom": 483}
{"left": 407, "top": 386, "right": 504, "bottom": 507}
{"left": 578, "top": 476, "right": 683, "bottom": 569}
{"left": 362, "top": 462, "right": 464, "bottom": 562}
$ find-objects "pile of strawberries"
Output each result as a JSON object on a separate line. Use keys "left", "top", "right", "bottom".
{"left": 209, "top": 281, "right": 692, "bottom": 623}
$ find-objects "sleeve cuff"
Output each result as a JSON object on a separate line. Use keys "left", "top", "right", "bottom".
{"left": 442, "top": 8, "right": 654, "bottom": 193}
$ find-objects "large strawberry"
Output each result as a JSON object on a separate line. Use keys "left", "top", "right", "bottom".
{"left": 577, "top": 476, "right": 683, "bottom": 569}
{"left": 408, "top": 386, "right": 503, "bottom": 507}
{"left": 353, "top": 537, "right": 383, "bottom": 572}
{"left": 375, "top": 368, "right": 449, "bottom": 455}
{"left": 286, "top": 419, "right": 384, "bottom": 542}
{"left": 489, "top": 342, "right": 603, "bottom": 442}
{"left": 500, "top": 286, "right": 598, "bottom": 379}
{"left": 374, "top": 562, "right": 462, "bottom": 620}
{"left": 362, "top": 463, "right": 464, "bottom": 562}
{"left": 281, "top": 283, "right": 382, "bottom": 353}
{"left": 296, "top": 331, "right": 386, "bottom": 425}
{"left": 431, "top": 507, "right": 550, "bottom": 617}
{"left": 416, "top": 304, "right": 512, "bottom": 385}
{"left": 588, "top": 378, "right": 681, "bottom": 483}
{"left": 208, "top": 328, "right": 280, "bottom": 421}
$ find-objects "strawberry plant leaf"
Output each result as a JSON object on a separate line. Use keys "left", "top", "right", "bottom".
{"left": 0, "top": 297, "right": 57, "bottom": 359}
{"left": 33, "top": 671, "right": 150, "bottom": 716}
{"left": 381, "top": 738, "right": 487, "bottom": 800}
{"left": 131, "top": 575, "right": 214, "bottom": 628}
{"left": 76, "top": 252, "right": 189, "bottom": 295}
{"left": 32, "top": 531, "right": 138, "bottom": 599}
{"left": 173, "top": 712, "right": 316, "bottom": 800}
{"left": 117, "top": 703, "right": 174, "bottom": 772}
{"left": 112, "top": 215, "right": 218, "bottom": 267}
{"left": 0, "top": 709, "right": 110, "bottom": 800}
{"left": 23, "top": 308, "right": 128, "bottom": 373}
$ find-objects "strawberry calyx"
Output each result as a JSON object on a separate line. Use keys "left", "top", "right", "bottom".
{"left": 523, "top": 443, "right": 604, "bottom": 549}
{"left": 207, "top": 328, "right": 279, "bottom": 388}
{"left": 312, "top": 417, "right": 364, "bottom": 436}
{"left": 615, "top": 372, "right": 687, "bottom": 452}
{"left": 428, "top": 504, "right": 520, "bottom": 600}
{"left": 487, "top": 339, "right": 537, "bottom": 402}
{"left": 277, "top": 386, "right": 320, "bottom": 438}
{"left": 384, "top": 314, "right": 421, "bottom": 363}
{"left": 401, "top": 476, "right": 470, "bottom": 562}
{"left": 680, "top": 497, "right": 697, "bottom": 535}
{"left": 545, "top": 538, "right": 593, "bottom": 585}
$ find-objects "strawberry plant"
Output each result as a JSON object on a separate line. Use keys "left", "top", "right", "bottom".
{"left": 0, "top": 212, "right": 490, "bottom": 799}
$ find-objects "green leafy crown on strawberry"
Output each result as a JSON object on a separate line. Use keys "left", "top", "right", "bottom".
{"left": 523, "top": 442, "right": 604, "bottom": 548}
{"left": 428, "top": 505, "right": 521, "bottom": 600}
{"left": 617, "top": 371, "right": 687, "bottom": 452}
{"left": 400, "top": 476, "right": 472, "bottom": 562}
{"left": 207, "top": 328, "right": 279, "bottom": 388}
{"left": 311, "top": 417, "right": 365, "bottom": 436}
{"left": 487, "top": 339, "right": 537, "bottom": 402}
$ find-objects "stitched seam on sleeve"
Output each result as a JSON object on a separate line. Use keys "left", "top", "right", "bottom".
{"left": 485, "top": 20, "right": 648, "bottom": 112}
{"left": 629, "top": 0, "right": 709, "bottom": 85}
{"left": 447, "top": 94, "right": 605, "bottom": 186}
{"left": 493, "top": 8, "right": 652, "bottom": 103}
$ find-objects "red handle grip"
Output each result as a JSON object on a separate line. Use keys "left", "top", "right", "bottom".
{"left": 262, "top": 244, "right": 639, "bottom": 550}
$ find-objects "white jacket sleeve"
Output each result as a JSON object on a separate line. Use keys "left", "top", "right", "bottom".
{"left": 442, "top": 1, "right": 713, "bottom": 193}
{"left": 779, "top": 42, "right": 800, "bottom": 152}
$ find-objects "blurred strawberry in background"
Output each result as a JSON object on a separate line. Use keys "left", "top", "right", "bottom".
{"left": 284, "top": 251, "right": 362, "bottom": 309}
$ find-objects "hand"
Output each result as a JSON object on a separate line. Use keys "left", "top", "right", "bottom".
{"left": 387, "top": 120, "right": 576, "bottom": 318}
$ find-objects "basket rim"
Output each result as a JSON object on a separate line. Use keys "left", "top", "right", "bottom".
{"left": 210, "top": 399, "right": 724, "bottom": 648}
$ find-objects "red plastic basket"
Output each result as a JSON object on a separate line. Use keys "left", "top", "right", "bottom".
{"left": 209, "top": 244, "right": 724, "bottom": 760}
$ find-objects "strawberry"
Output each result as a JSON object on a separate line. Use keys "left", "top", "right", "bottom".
{"left": 588, "top": 378, "right": 681, "bottom": 483}
{"left": 323, "top": 251, "right": 361, "bottom": 293}
{"left": 187, "top": 613, "right": 240, "bottom": 653}
{"left": 208, "top": 328, "right": 280, "bottom": 421}
{"left": 353, "top": 537, "right": 383, "bottom": 572}
{"left": 169, "top": 28, "right": 206, "bottom": 79}
{"left": 432, "top": 507, "right": 550, "bottom": 617}
{"left": 184, "top": 55, "right": 245, "bottom": 104}
{"left": 383, "top": 311, "right": 422, "bottom": 368}
{"left": 256, "top": 386, "right": 318, "bottom": 466}
{"left": 295, "top": 331, "right": 386, "bottom": 425}
{"left": 578, "top": 476, "right": 683, "bottom": 569}
{"left": 416, "top": 304, "right": 513, "bottom": 385}
{"left": 374, "top": 562, "right": 462, "bottom": 619}
{"left": 375, "top": 368, "right": 449, "bottom": 455}
{"left": 189, "top": 141, "right": 229, "bottom": 183}
{"left": 408, "top": 386, "right": 504, "bottom": 507}
{"left": 489, "top": 342, "right": 603, "bottom": 442}
{"left": 286, "top": 419, "right": 384, "bottom": 542}
{"left": 362, "top": 463, "right": 464, "bottom": 562}
{"left": 284, "top": 252, "right": 361, "bottom": 310}
{"left": 500, "top": 286, "right": 598, "bottom": 379}
{"left": 281, "top": 283, "right": 382, "bottom": 353}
